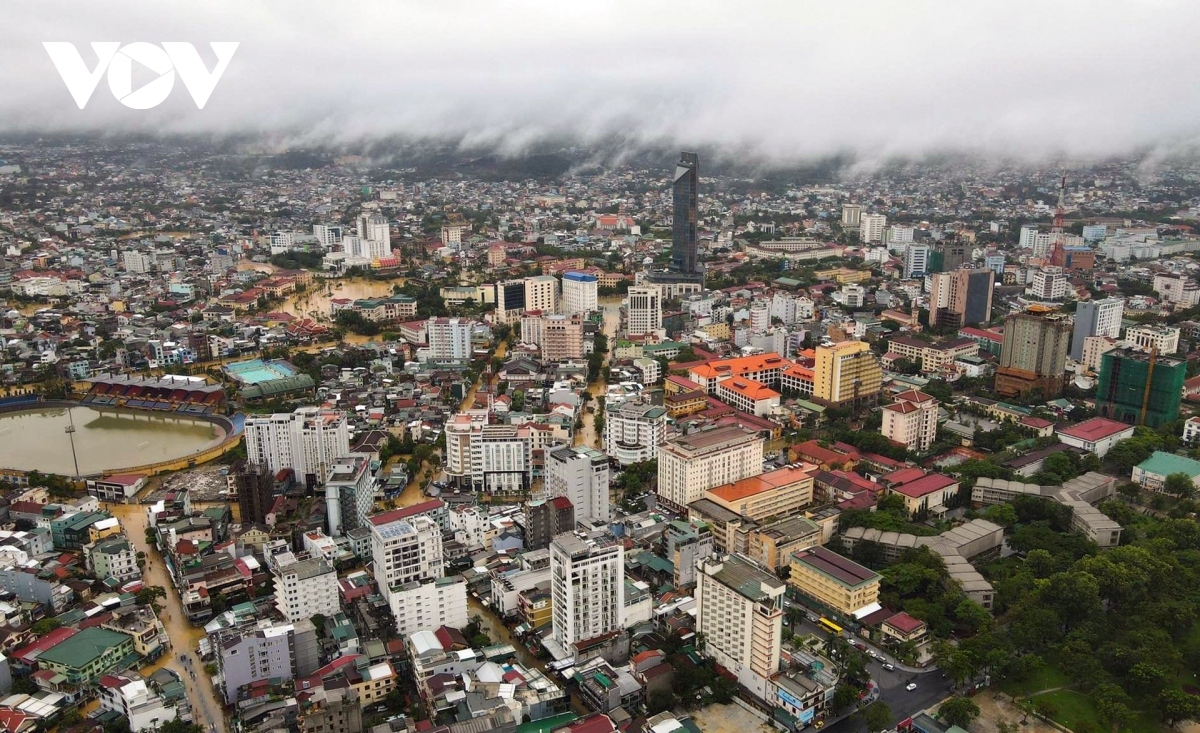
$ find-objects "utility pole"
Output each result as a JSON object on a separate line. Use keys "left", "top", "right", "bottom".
{"left": 64, "top": 406, "right": 81, "bottom": 480}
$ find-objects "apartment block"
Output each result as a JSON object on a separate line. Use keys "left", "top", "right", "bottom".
{"left": 696, "top": 555, "right": 784, "bottom": 699}
{"left": 994, "top": 308, "right": 1071, "bottom": 398}
{"left": 324, "top": 453, "right": 374, "bottom": 537}
{"left": 274, "top": 557, "right": 339, "bottom": 622}
{"left": 546, "top": 445, "right": 610, "bottom": 523}
{"left": 881, "top": 389, "right": 939, "bottom": 453}
{"left": 603, "top": 402, "right": 666, "bottom": 467}
{"left": 244, "top": 408, "right": 351, "bottom": 484}
{"left": 550, "top": 532, "right": 624, "bottom": 653}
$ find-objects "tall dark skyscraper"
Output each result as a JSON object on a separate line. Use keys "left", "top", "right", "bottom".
{"left": 670, "top": 151, "right": 699, "bottom": 275}
{"left": 649, "top": 151, "right": 704, "bottom": 295}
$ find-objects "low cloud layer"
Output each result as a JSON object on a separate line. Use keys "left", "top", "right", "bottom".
{"left": 4, "top": 0, "right": 1200, "bottom": 164}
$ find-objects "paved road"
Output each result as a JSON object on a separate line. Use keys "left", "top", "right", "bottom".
{"left": 109, "top": 500, "right": 228, "bottom": 733}
{"left": 782, "top": 609, "right": 950, "bottom": 731}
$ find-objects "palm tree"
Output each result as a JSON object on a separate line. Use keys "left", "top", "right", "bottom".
{"left": 785, "top": 606, "right": 804, "bottom": 631}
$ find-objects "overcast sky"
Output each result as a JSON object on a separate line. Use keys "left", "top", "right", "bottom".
{"left": 5, "top": 1, "right": 1200, "bottom": 164}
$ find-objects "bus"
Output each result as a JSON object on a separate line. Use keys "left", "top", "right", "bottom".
{"left": 818, "top": 618, "right": 843, "bottom": 635}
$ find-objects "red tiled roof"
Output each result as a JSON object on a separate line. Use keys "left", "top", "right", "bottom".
{"left": 891, "top": 473, "right": 958, "bottom": 498}
{"left": 884, "top": 611, "right": 927, "bottom": 634}
{"left": 1057, "top": 417, "right": 1134, "bottom": 442}
{"left": 12, "top": 627, "right": 78, "bottom": 663}
{"left": 369, "top": 499, "right": 445, "bottom": 525}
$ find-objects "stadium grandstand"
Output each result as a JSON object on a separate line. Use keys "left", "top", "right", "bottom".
{"left": 82, "top": 374, "right": 227, "bottom": 414}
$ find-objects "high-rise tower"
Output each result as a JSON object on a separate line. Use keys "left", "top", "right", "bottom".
{"left": 671, "top": 152, "right": 700, "bottom": 275}
{"left": 648, "top": 151, "right": 704, "bottom": 297}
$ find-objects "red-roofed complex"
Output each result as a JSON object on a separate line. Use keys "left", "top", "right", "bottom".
{"left": 715, "top": 377, "right": 781, "bottom": 416}
{"left": 1056, "top": 417, "right": 1135, "bottom": 458}
{"left": 688, "top": 353, "right": 789, "bottom": 393}
{"left": 885, "top": 470, "right": 960, "bottom": 517}
{"left": 702, "top": 465, "right": 817, "bottom": 525}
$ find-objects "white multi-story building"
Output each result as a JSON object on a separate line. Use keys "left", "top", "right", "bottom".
{"left": 525, "top": 275, "right": 559, "bottom": 314}
{"left": 359, "top": 213, "right": 391, "bottom": 249}
{"left": 216, "top": 622, "right": 305, "bottom": 703}
{"left": 471, "top": 425, "right": 534, "bottom": 494}
{"left": 604, "top": 402, "right": 667, "bottom": 466}
{"left": 99, "top": 676, "right": 179, "bottom": 733}
{"left": 546, "top": 445, "right": 610, "bottom": 523}
{"left": 244, "top": 408, "right": 351, "bottom": 484}
{"left": 1184, "top": 417, "right": 1200, "bottom": 447}
{"left": 770, "top": 292, "right": 797, "bottom": 325}
{"left": 561, "top": 272, "right": 599, "bottom": 316}
{"left": 840, "top": 283, "right": 866, "bottom": 308}
{"left": 123, "top": 250, "right": 154, "bottom": 274}
{"left": 796, "top": 296, "right": 816, "bottom": 321}
{"left": 324, "top": 453, "right": 374, "bottom": 536}
{"left": 274, "top": 557, "right": 339, "bottom": 623}
{"left": 1126, "top": 324, "right": 1180, "bottom": 355}
{"left": 903, "top": 244, "right": 930, "bottom": 277}
{"left": 626, "top": 284, "right": 662, "bottom": 337}
{"left": 859, "top": 213, "right": 887, "bottom": 243}
{"left": 657, "top": 426, "right": 764, "bottom": 511}
{"left": 1070, "top": 298, "right": 1124, "bottom": 361}
{"left": 1154, "top": 273, "right": 1200, "bottom": 307}
{"left": 550, "top": 532, "right": 624, "bottom": 651}
{"left": 1029, "top": 268, "right": 1070, "bottom": 301}
{"left": 270, "top": 231, "right": 296, "bottom": 254}
{"left": 881, "top": 389, "right": 939, "bottom": 453}
{"left": 749, "top": 302, "right": 771, "bottom": 333}
{"left": 313, "top": 224, "right": 343, "bottom": 250}
{"left": 427, "top": 317, "right": 474, "bottom": 363}
{"left": 369, "top": 513, "right": 445, "bottom": 595}
{"left": 889, "top": 225, "right": 915, "bottom": 244}
{"left": 1018, "top": 224, "right": 1039, "bottom": 250}
{"left": 388, "top": 577, "right": 469, "bottom": 637}
{"left": 696, "top": 555, "right": 784, "bottom": 700}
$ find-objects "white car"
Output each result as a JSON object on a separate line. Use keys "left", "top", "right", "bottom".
{"left": 906, "top": 683, "right": 917, "bottom": 691}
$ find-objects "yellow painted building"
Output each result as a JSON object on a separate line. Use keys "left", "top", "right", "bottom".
{"left": 813, "top": 341, "right": 882, "bottom": 408}
{"left": 665, "top": 390, "right": 707, "bottom": 418}
{"left": 700, "top": 322, "right": 731, "bottom": 340}
{"left": 815, "top": 267, "right": 871, "bottom": 284}
{"left": 788, "top": 546, "right": 880, "bottom": 617}
{"left": 518, "top": 584, "right": 553, "bottom": 630}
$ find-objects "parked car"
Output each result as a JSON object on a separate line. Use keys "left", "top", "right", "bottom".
{"left": 883, "top": 663, "right": 895, "bottom": 671}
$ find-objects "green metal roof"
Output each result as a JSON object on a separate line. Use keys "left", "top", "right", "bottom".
{"left": 1137, "top": 451, "right": 1200, "bottom": 478}
{"left": 37, "top": 627, "right": 131, "bottom": 670}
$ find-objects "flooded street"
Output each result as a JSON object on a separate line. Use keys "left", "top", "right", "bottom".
{"left": 277, "top": 277, "right": 401, "bottom": 321}
{"left": 108, "top": 498, "right": 228, "bottom": 733}
{"left": 574, "top": 300, "right": 619, "bottom": 449}
{"left": 468, "top": 596, "right": 546, "bottom": 673}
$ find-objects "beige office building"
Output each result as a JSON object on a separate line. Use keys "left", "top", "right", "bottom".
{"left": 657, "top": 426, "right": 763, "bottom": 511}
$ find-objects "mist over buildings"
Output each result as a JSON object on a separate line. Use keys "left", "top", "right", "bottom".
{"left": 5, "top": 0, "right": 1200, "bottom": 168}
